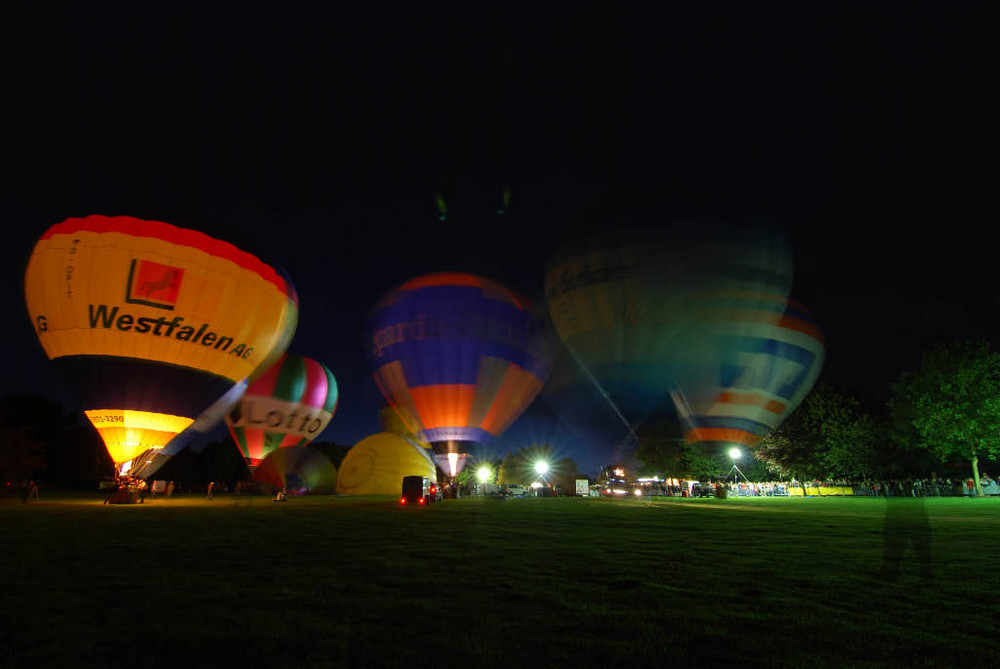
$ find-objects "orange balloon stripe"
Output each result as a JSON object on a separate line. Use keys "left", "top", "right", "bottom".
{"left": 395, "top": 272, "right": 528, "bottom": 309}
{"left": 410, "top": 384, "right": 475, "bottom": 431}
{"left": 685, "top": 427, "right": 761, "bottom": 446}
{"left": 716, "top": 391, "right": 786, "bottom": 414}
{"left": 778, "top": 315, "right": 825, "bottom": 343}
{"left": 398, "top": 272, "right": 486, "bottom": 290}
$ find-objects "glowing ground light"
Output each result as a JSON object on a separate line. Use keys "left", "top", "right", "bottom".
{"left": 729, "top": 447, "right": 742, "bottom": 460}
{"left": 534, "top": 461, "right": 549, "bottom": 475}
{"left": 477, "top": 466, "right": 491, "bottom": 483}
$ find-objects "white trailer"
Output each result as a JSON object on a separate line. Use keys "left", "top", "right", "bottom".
{"left": 575, "top": 479, "right": 590, "bottom": 497}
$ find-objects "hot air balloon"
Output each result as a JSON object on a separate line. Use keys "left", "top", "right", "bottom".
{"left": 24, "top": 215, "right": 298, "bottom": 475}
{"left": 335, "top": 432, "right": 437, "bottom": 495}
{"left": 225, "top": 353, "right": 338, "bottom": 470}
{"left": 544, "top": 222, "right": 794, "bottom": 443}
{"left": 364, "top": 272, "right": 553, "bottom": 479}
{"left": 672, "top": 299, "right": 825, "bottom": 450}
{"left": 254, "top": 445, "right": 338, "bottom": 494}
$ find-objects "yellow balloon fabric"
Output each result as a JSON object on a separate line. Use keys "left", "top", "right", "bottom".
{"left": 335, "top": 432, "right": 437, "bottom": 495}
{"left": 24, "top": 215, "right": 297, "bottom": 466}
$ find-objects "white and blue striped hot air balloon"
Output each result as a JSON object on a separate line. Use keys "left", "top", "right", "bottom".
{"left": 672, "top": 299, "right": 825, "bottom": 450}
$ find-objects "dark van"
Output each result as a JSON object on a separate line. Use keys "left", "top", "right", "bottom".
{"left": 401, "top": 475, "right": 438, "bottom": 506}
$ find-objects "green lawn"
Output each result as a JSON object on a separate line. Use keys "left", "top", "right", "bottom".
{"left": 3, "top": 493, "right": 997, "bottom": 667}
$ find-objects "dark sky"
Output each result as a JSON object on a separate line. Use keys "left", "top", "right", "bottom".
{"left": 5, "top": 3, "right": 997, "bottom": 473}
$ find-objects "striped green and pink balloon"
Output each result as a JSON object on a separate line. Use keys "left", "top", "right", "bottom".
{"left": 225, "top": 354, "right": 338, "bottom": 468}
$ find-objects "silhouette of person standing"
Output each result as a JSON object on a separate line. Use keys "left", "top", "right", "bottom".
{"left": 880, "top": 484, "right": 933, "bottom": 582}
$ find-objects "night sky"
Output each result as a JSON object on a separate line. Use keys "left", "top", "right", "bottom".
{"left": 5, "top": 4, "right": 997, "bottom": 474}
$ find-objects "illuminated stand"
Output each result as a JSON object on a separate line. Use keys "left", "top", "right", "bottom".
{"left": 727, "top": 447, "right": 750, "bottom": 484}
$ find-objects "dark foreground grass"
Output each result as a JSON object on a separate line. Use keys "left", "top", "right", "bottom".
{"left": 2, "top": 493, "right": 998, "bottom": 667}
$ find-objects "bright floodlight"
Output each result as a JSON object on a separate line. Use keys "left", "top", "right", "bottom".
{"left": 728, "top": 447, "right": 742, "bottom": 460}
{"left": 477, "top": 466, "right": 491, "bottom": 483}
{"left": 534, "top": 461, "right": 549, "bottom": 475}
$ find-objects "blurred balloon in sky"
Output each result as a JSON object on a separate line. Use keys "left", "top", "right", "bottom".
{"left": 544, "top": 221, "right": 794, "bottom": 445}
{"left": 364, "top": 272, "right": 554, "bottom": 479}
{"left": 24, "top": 214, "right": 298, "bottom": 474}
{"left": 672, "top": 299, "right": 825, "bottom": 450}
{"left": 226, "top": 353, "right": 338, "bottom": 470}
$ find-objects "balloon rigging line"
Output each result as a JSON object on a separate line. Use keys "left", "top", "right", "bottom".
{"left": 565, "top": 345, "right": 640, "bottom": 446}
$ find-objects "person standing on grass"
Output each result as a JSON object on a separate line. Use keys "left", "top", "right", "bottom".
{"left": 207, "top": 481, "right": 215, "bottom": 500}
{"left": 880, "top": 488, "right": 933, "bottom": 582}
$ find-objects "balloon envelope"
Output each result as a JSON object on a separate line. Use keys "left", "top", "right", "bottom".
{"left": 226, "top": 353, "right": 339, "bottom": 467}
{"left": 24, "top": 215, "right": 298, "bottom": 469}
{"left": 364, "top": 272, "right": 553, "bottom": 477}
{"left": 544, "top": 222, "right": 793, "bottom": 435}
{"left": 254, "top": 445, "right": 337, "bottom": 493}
{"left": 673, "top": 299, "right": 825, "bottom": 449}
{"left": 335, "top": 432, "right": 437, "bottom": 495}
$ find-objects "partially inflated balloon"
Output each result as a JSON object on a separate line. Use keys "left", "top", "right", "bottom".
{"left": 364, "top": 272, "right": 552, "bottom": 477}
{"left": 335, "top": 432, "right": 437, "bottom": 495}
{"left": 225, "top": 353, "right": 338, "bottom": 468}
{"left": 254, "top": 445, "right": 337, "bottom": 493}
{"left": 24, "top": 215, "right": 298, "bottom": 470}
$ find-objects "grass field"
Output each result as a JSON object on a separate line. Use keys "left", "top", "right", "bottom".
{"left": 3, "top": 493, "right": 998, "bottom": 667}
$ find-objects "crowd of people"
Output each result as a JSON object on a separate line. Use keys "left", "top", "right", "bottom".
{"left": 722, "top": 476, "right": 1000, "bottom": 497}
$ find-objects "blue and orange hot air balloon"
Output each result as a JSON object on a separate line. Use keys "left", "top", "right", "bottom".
{"left": 225, "top": 353, "right": 338, "bottom": 469}
{"left": 672, "top": 299, "right": 825, "bottom": 450}
{"left": 24, "top": 215, "right": 298, "bottom": 474}
{"left": 364, "top": 272, "right": 553, "bottom": 478}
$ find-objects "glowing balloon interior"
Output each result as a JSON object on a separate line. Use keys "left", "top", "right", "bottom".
{"left": 24, "top": 215, "right": 298, "bottom": 470}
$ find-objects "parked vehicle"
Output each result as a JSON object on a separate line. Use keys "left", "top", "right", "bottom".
{"left": 401, "top": 475, "right": 436, "bottom": 506}
{"left": 689, "top": 482, "right": 716, "bottom": 498}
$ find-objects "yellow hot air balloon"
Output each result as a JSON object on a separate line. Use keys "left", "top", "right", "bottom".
{"left": 24, "top": 215, "right": 298, "bottom": 473}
